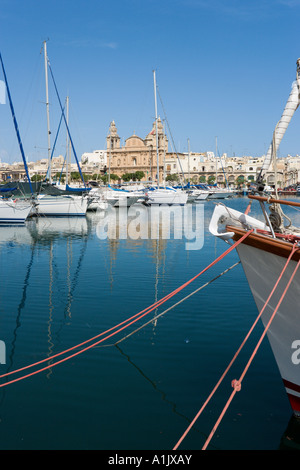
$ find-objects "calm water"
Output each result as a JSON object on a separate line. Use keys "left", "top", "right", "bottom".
{"left": 0, "top": 196, "right": 299, "bottom": 450}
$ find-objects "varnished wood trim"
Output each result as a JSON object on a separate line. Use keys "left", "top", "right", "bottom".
{"left": 248, "top": 194, "right": 300, "bottom": 208}
{"left": 226, "top": 225, "right": 300, "bottom": 261}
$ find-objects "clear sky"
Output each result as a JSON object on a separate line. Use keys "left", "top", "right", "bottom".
{"left": 0, "top": 0, "right": 300, "bottom": 164}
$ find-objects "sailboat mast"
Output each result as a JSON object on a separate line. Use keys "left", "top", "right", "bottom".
{"left": 188, "top": 138, "right": 190, "bottom": 183}
{"left": 163, "top": 120, "right": 166, "bottom": 186}
{"left": 65, "top": 96, "right": 69, "bottom": 185}
{"left": 215, "top": 136, "right": 218, "bottom": 185}
{"left": 109, "top": 137, "right": 111, "bottom": 185}
{"left": 153, "top": 70, "right": 160, "bottom": 186}
{"left": 43, "top": 41, "right": 51, "bottom": 183}
{"left": 0, "top": 53, "right": 33, "bottom": 194}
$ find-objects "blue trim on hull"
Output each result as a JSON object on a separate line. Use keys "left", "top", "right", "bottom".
{"left": 35, "top": 214, "right": 86, "bottom": 217}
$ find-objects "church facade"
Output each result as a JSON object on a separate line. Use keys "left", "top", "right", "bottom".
{"left": 106, "top": 119, "right": 169, "bottom": 183}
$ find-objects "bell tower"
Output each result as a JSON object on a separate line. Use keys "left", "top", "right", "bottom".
{"left": 107, "top": 120, "right": 120, "bottom": 149}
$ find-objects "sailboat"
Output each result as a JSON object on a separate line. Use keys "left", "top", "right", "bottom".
{"left": 34, "top": 42, "right": 88, "bottom": 217}
{"left": 207, "top": 137, "right": 233, "bottom": 199}
{"left": 209, "top": 58, "right": 300, "bottom": 418}
{"left": 0, "top": 52, "right": 35, "bottom": 224}
{"left": 181, "top": 139, "right": 209, "bottom": 202}
{"left": 89, "top": 132, "right": 141, "bottom": 209}
{"left": 143, "top": 71, "right": 187, "bottom": 206}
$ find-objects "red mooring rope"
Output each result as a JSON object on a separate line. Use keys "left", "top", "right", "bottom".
{"left": 0, "top": 229, "right": 253, "bottom": 388}
{"left": 173, "top": 242, "right": 299, "bottom": 450}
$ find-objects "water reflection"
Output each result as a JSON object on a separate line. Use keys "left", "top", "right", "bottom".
{"left": 0, "top": 210, "right": 181, "bottom": 374}
{"left": 280, "top": 415, "right": 300, "bottom": 450}
{"left": 0, "top": 200, "right": 299, "bottom": 449}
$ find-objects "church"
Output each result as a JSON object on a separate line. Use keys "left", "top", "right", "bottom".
{"left": 106, "top": 119, "right": 169, "bottom": 183}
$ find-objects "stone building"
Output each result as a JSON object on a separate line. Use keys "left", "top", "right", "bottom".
{"left": 105, "top": 119, "right": 168, "bottom": 183}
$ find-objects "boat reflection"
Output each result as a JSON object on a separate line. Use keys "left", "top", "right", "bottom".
{"left": 0, "top": 216, "right": 89, "bottom": 247}
{"left": 28, "top": 216, "right": 89, "bottom": 242}
{"left": 280, "top": 415, "right": 300, "bottom": 450}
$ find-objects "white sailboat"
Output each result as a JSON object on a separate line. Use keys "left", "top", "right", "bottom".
{"left": 209, "top": 58, "right": 300, "bottom": 418}
{"left": 143, "top": 71, "right": 187, "bottom": 206}
{"left": 35, "top": 42, "right": 88, "bottom": 217}
{"left": 103, "top": 187, "right": 141, "bottom": 207}
{"left": 185, "top": 186, "right": 209, "bottom": 201}
{"left": 207, "top": 137, "right": 232, "bottom": 199}
{"left": 87, "top": 188, "right": 110, "bottom": 211}
{"left": 0, "top": 199, "right": 33, "bottom": 225}
{"left": 183, "top": 139, "right": 209, "bottom": 202}
{"left": 0, "top": 52, "right": 35, "bottom": 224}
{"left": 92, "top": 134, "right": 142, "bottom": 209}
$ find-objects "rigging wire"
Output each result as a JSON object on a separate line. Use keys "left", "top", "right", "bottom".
{"left": 107, "top": 262, "right": 241, "bottom": 347}
{"left": 156, "top": 86, "right": 186, "bottom": 185}
{"left": 0, "top": 231, "right": 252, "bottom": 387}
{"left": 173, "top": 242, "right": 299, "bottom": 450}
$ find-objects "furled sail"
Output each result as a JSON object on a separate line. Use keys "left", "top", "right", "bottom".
{"left": 259, "top": 59, "right": 300, "bottom": 177}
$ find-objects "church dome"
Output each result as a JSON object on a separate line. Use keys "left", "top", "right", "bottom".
{"left": 125, "top": 133, "right": 145, "bottom": 148}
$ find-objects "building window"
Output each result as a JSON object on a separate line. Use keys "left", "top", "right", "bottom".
{"left": 132, "top": 157, "right": 137, "bottom": 166}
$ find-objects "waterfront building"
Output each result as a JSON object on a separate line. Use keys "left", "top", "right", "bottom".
{"left": 0, "top": 116, "right": 299, "bottom": 189}
{"left": 81, "top": 150, "right": 107, "bottom": 170}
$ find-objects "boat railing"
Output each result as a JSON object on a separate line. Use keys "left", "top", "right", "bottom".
{"left": 248, "top": 194, "right": 300, "bottom": 208}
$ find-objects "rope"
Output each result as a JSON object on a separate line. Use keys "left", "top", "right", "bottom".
{"left": 113, "top": 262, "right": 241, "bottom": 346}
{"left": 173, "top": 242, "right": 299, "bottom": 450}
{"left": 0, "top": 231, "right": 253, "bottom": 388}
{"left": 202, "top": 256, "right": 300, "bottom": 450}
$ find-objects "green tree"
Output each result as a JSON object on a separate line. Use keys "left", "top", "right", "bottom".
{"left": 135, "top": 171, "right": 145, "bottom": 181}
{"left": 236, "top": 176, "right": 245, "bottom": 185}
{"left": 70, "top": 171, "right": 81, "bottom": 181}
{"left": 207, "top": 175, "right": 215, "bottom": 184}
{"left": 31, "top": 174, "right": 43, "bottom": 182}
{"left": 100, "top": 174, "right": 109, "bottom": 184}
{"left": 166, "top": 174, "right": 179, "bottom": 182}
{"left": 122, "top": 173, "right": 134, "bottom": 182}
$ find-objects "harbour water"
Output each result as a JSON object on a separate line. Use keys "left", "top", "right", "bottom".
{"left": 0, "top": 196, "right": 299, "bottom": 450}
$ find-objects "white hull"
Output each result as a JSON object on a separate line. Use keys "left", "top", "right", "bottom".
{"left": 102, "top": 189, "right": 141, "bottom": 207}
{"left": 195, "top": 192, "right": 209, "bottom": 201}
{"left": 87, "top": 200, "right": 109, "bottom": 211}
{"left": 186, "top": 189, "right": 209, "bottom": 201}
{"left": 0, "top": 199, "right": 33, "bottom": 225}
{"left": 209, "top": 203, "right": 300, "bottom": 416}
{"left": 35, "top": 195, "right": 88, "bottom": 216}
{"left": 236, "top": 242, "right": 300, "bottom": 415}
{"left": 144, "top": 188, "right": 188, "bottom": 205}
{"left": 208, "top": 190, "right": 232, "bottom": 199}
{"left": 87, "top": 189, "right": 109, "bottom": 211}
{"left": 112, "top": 195, "right": 141, "bottom": 207}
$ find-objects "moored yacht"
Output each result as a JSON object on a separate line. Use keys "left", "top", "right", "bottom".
{"left": 143, "top": 186, "right": 188, "bottom": 205}
{"left": 0, "top": 198, "right": 34, "bottom": 225}
{"left": 209, "top": 58, "right": 300, "bottom": 417}
{"left": 35, "top": 194, "right": 88, "bottom": 216}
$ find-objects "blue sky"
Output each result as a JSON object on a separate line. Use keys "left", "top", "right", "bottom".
{"left": 0, "top": 0, "right": 300, "bottom": 164}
